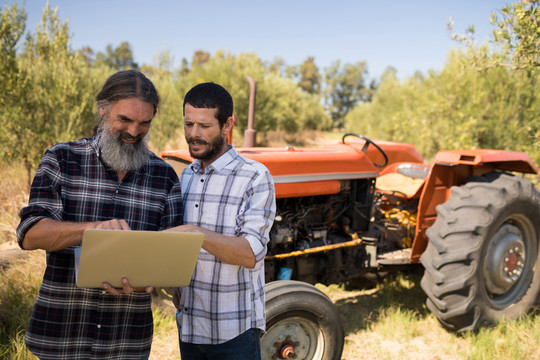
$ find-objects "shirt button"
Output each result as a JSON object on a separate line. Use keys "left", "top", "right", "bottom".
{"left": 115, "top": 190, "right": 119, "bottom": 194}
{"left": 97, "top": 324, "right": 102, "bottom": 328}
{"left": 200, "top": 179, "right": 204, "bottom": 182}
{"left": 101, "top": 291, "right": 107, "bottom": 295}
{"left": 195, "top": 204, "right": 199, "bottom": 208}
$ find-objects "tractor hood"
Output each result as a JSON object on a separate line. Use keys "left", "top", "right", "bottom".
{"left": 161, "top": 140, "right": 424, "bottom": 199}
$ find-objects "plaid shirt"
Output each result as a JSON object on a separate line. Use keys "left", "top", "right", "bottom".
{"left": 17, "top": 135, "right": 183, "bottom": 359}
{"left": 177, "top": 146, "right": 276, "bottom": 344}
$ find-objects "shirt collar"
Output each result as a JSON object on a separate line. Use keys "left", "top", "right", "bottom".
{"left": 90, "top": 134, "right": 101, "bottom": 157}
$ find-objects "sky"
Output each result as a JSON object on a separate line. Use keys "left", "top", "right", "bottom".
{"left": 20, "top": 0, "right": 513, "bottom": 80}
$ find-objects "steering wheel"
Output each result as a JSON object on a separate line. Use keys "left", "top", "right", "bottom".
{"left": 342, "top": 133, "right": 388, "bottom": 168}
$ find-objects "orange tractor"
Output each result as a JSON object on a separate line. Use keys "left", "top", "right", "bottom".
{"left": 162, "top": 132, "right": 540, "bottom": 360}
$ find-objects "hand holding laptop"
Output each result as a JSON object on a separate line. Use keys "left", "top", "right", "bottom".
{"left": 76, "top": 229, "right": 203, "bottom": 290}
{"left": 102, "top": 277, "right": 153, "bottom": 295}
{"left": 90, "top": 220, "right": 149, "bottom": 295}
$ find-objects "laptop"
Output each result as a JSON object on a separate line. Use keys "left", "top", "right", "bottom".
{"left": 75, "top": 229, "right": 203, "bottom": 288}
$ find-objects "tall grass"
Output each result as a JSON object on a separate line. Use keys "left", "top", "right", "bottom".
{"left": 0, "top": 163, "right": 29, "bottom": 245}
{"left": 325, "top": 273, "right": 540, "bottom": 360}
{"left": 1, "top": 256, "right": 539, "bottom": 359}
{"left": 0, "top": 252, "right": 43, "bottom": 359}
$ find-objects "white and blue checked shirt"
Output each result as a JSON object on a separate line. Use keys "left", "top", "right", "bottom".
{"left": 177, "top": 146, "right": 276, "bottom": 344}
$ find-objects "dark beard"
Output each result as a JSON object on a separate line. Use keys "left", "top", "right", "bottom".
{"left": 187, "top": 134, "right": 224, "bottom": 162}
{"left": 98, "top": 118, "right": 150, "bottom": 172}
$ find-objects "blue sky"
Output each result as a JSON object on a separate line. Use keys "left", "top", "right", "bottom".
{"left": 21, "top": 0, "right": 512, "bottom": 79}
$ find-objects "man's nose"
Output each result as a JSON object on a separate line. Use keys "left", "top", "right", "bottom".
{"left": 126, "top": 123, "right": 140, "bottom": 137}
{"left": 189, "top": 125, "right": 202, "bottom": 137}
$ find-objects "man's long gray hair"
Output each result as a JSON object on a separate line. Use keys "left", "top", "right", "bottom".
{"left": 95, "top": 70, "right": 157, "bottom": 172}
{"left": 96, "top": 70, "right": 160, "bottom": 115}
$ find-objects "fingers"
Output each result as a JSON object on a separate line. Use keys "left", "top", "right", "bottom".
{"left": 94, "top": 219, "right": 131, "bottom": 230}
{"left": 121, "top": 277, "right": 134, "bottom": 295}
{"left": 102, "top": 278, "right": 149, "bottom": 295}
{"left": 102, "top": 282, "right": 123, "bottom": 295}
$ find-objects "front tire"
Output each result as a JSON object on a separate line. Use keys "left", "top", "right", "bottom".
{"left": 261, "top": 280, "right": 344, "bottom": 360}
{"left": 421, "top": 172, "right": 540, "bottom": 332}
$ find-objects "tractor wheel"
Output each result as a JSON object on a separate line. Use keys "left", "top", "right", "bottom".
{"left": 420, "top": 172, "right": 540, "bottom": 332}
{"left": 261, "top": 280, "right": 344, "bottom": 360}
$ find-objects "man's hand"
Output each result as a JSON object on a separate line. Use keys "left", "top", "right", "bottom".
{"left": 102, "top": 277, "right": 153, "bottom": 295}
{"left": 93, "top": 219, "right": 131, "bottom": 230}
{"left": 22, "top": 218, "right": 132, "bottom": 251}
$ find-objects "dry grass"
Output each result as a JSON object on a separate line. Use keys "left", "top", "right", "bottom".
{"left": 0, "top": 163, "right": 30, "bottom": 246}
{"left": 2, "top": 254, "right": 540, "bottom": 359}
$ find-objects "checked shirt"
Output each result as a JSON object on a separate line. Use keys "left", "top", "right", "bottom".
{"left": 16, "top": 135, "right": 183, "bottom": 359}
{"left": 177, "top": 146, "right": 276, "bottom": 345}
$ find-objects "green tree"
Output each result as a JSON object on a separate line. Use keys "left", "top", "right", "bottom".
{"left": 77, "top": 45, "right": 94, "bottom": 65}
{"left": 179, "top": 57, "right": 190, "bottom": 76}
{"left": 95, "top": 41, "right": 138, "bottom": 70}
{"left": 447, "top": 0, "right": 540, "bottom": 169}
{"left": 0, "top": 3, "right": 26, "bottom": 112}
{"left": 192, "top": 49, "right": 210, "bottom": 67}
{"left": 169, "top": 51, "right": 330, "bottom": 146}
{"left": 1, "top": 3, "right": 101, "bottom": 180}
{"left": 0, "top": 3, "right": 29, "bottom": 173}
{"left": 298, "top": 56, "right": 321, "bottom": 95}
{"left": 268, "top": 56, "right": 286, "bottom": 75}
{"left": 324, "top": 60, "right": 371, "bottom": 127}
{"left": 139, "top": 49, "right": 183, "bottom": 151}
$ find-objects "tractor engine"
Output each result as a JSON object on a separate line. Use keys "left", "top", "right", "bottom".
{"left": 264, "top": 178, "right": 417, "bottom": 285}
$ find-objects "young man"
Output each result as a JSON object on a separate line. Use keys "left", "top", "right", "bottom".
{"left": 17, "top": 70, "right": 183, "bottom": 360}
{"left": 169, "top": 82, "right": 276, "bottom": 359}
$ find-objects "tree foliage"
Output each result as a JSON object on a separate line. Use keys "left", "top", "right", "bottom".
{"left": 170, "top": 51, "right": 331, "bottom": 142}
{"left": 298, "top": 56, "right": 321, "bottom": 95}
{"left": 0, "top": 3, "right": 100, "bottom": 179}
{"left": 94, "top": 41, "right": 138, "bottom": 70}
{"left": 2, "top": 0, "right": 539, "bottom": 182}
{"left": 345, "top": 0, "right": 540, "bottom": 176}
{"left": 324, "top": 60, "right": 372, "bottom": 127}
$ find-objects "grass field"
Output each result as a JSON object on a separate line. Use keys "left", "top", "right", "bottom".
{"left": 2, "top": 249, "right": 539, "bottom": 360}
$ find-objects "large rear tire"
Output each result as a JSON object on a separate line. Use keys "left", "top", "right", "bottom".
{"left": 421, "top": 172, "right": 540, "bottom": 332}
{"left": 261, "top": 280, "right": 344, "bottom": 360}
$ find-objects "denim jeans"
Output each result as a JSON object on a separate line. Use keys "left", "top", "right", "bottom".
{"left": 178, "top": 328, "right": 261, "bottom": 360}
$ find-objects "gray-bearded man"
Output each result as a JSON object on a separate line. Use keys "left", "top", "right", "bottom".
{"left": 17, "top": 70, "right": 183, "bottom": 360}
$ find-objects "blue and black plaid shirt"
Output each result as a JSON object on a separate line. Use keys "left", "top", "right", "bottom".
{"left": 17, "top": 135, "right": 183, "bottom": 359}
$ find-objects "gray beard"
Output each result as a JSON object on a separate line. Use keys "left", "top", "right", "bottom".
{"left": 97, "top": 120, "right": 150, "bottom": 173}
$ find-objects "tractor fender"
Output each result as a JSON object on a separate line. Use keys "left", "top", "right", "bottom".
{"left": 410, "top": 149, "right": 538, "bottom": 263}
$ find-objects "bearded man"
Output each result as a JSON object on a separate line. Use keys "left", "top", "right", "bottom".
{"left": 168, "top": 82, "right": 276, "bottom": 360}
{"left": 16, "top": 70, "right": 183, "bottom": 360}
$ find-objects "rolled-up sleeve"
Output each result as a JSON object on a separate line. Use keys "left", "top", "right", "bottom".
{"left": 237, "top": 169, "right": 276, "bottom": 266}
{"left": 17, "top": 150, "right": 64, "bottom": 249}
{"left": 160, "top": 178, "right": 184, "bottom": 230}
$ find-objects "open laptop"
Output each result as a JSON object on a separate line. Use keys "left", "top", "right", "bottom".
{"left": 75, "top": 229, "right": 203, "bottom": 288}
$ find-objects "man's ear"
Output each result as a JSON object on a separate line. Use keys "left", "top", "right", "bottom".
{"left": 223, "top": 116, "right": 234, "bottom": 134}
{"left": 99, "top": 106, "right": 106, "bottom": 116}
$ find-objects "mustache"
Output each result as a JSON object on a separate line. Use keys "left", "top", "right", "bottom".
{"left": 118, "top": 131, "right": 144, "bottom": 142}
{"left": 187, "top": 137, "right": 208, "bottom": 145}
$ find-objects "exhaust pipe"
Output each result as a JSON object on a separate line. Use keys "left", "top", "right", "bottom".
{"left": 244, "top": 75, "right": 257, "bottom": 147}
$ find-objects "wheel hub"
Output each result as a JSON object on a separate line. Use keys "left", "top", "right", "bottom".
{"left": 484, "top": 224, "right": 526, "bottom": 295}
{"left": 275, "top": 338, "right": 296, "bottom": 359}
{"left": 261, "top": 316, "right": 324, "bottom": 360}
